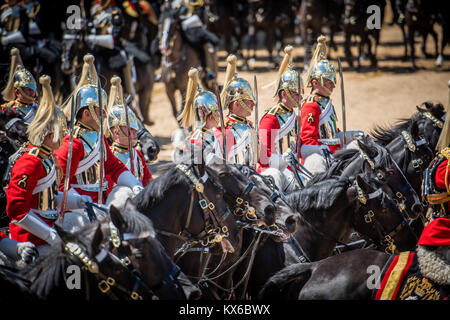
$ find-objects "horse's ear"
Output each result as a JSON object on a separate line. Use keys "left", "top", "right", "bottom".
{"left": 110, "top": 204, "right": 127, "bottom": 233}
{"left": 91, "top": 224, "right": 104, "bottom": 255}
{"left": 410, "top": 120, "right": 420, "bottom": 141}
{"left": 356, "top": 136, "right": 375, "bottom": 158}
{"left": 356, "top": 174, "right": 374, "bottom": 194}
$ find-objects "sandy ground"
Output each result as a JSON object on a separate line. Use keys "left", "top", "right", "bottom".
{"left": 146, "top": 7, "right": 450, "bottom": 175}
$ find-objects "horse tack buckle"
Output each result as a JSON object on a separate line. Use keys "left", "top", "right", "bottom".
{"left": 236, "top": 197, "right": 244, "bottom": 205}
{"left": 130, "top": 292, "right": 141, "bottom": 300}
{"left": 412, "top": 159, "right": 423, "bottom": 168}
{"left": 199, "top": 199, "right": 208, "bottom": 210}
{"left": 98, "top": 277, "right": 115, "bottom": 293}
{"left": 364, "top": 210, "right": 375, "bottom": 223}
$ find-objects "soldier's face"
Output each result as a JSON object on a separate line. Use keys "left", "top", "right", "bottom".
{"left": 15, "top": 87, "right": 37, "bottom": 104}
{"left": 312, "top": 78, "right": 335, "bottom": 97}
{"left": 231, "top": 99, "right": 254, "bottom": 118}
{"left": 113, "top": 127, "right": 138, "bottom": 146}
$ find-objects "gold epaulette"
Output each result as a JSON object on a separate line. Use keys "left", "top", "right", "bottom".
{"left": 306, "top": 95, "right": 316, "bottom": 103}
{"left": 73, "top": 126, "right": 83, "bottom": 138}
{"left": 267, "top": 105, "right": 279, "bottom": 116}
{"left": 28, "top": 147, "right": 39, "bottom": 157}
{"left": 440, "top": 147, "right": 450, "bottom": 160}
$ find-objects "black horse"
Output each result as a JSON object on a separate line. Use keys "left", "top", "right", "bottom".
{"left": 107, "top": 201, "right": 201, "bottom": 300}
{"left": 19, "top": 223, "right": 157, "bottom": 300}
{"left": 131, "top": 162, "right": 243, "bottom": 299}
{"left": 258, "top": 244, "right": 450, "bottom": 299}
{"left": 343, "top": 0, "right": 386, "bottom": 69}
{"left": 229, "top": 169, "right": 416, "bottom": 299}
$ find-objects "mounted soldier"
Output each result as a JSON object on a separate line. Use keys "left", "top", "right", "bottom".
{"left": 87, "top": 0, "right": 137, "bottom": 107}
{"left": 54, "top": 54, "right": 143, "bottom": 207}
{"left": 0, "top": 0, "right": 59, "bottom": 78}
{"left": 423, "top": 91, "right": 450, "bottom": 220}
{"left": 5, "top": 75, "right": 90, "bottom": 254}
{"left": 169, "top": 0, "right": 219, "bottom": 81}
{"left": 1, "top": 47, "right": 38, "bottom": 125}
{"left": 175, "top": 67, "right": 223, "bottom": 165}
{"left": 299, "top": 35, "right": 362, "bottom": 175}
{"left": 257, "top": 45, "right": 304, "bottom": 191}
{"left": 220, "top": 54, "right": 257, "bottom": 166}
{"left": 106, "top": 76, "right": 152, "bottom": 187}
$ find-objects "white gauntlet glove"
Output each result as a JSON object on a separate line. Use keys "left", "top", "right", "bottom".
{"left": 55, "top": 191, "right": 93, "bottom": 210}
{"left": 117, "top": 171, "right": 144, "bottom": 196}
{"left": 16, "top": 242, "right": 39, "bottom": 264}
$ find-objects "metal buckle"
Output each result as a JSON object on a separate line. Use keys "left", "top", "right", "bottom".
{"left": 121, "top": 256, "right": 131, "bottom": 266}
{"left": 130, "top": 292, "right": 141, "bottom": 300}
{"left": 208, "top": 202, "right": 215, "bottom": 210}
{"left": 396, "top": 192, "right": 403, "bottom": 199}
{"left": 98, "top": 280, "right": 110, "bottom": 293}
{"left": 236, "top": 197, "right": 244, "bottom": 205}
{"left": 111, "top": 235, "right": 121, "bottom": 248}
{"left": 199, "top": 199, "right": 208, "bottom": 209}
{"left": 412, "top": 159, "right": 423, "bottom": 168}
{"left": 364, "top": 210, "right": 374, "bottom": 223}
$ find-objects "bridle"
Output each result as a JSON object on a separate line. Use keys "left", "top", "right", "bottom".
{"left": 107, "top": 222, "right": 183, "bottom": 299}
{"left": 352, "top": 179, "right": 409, "bottom": 254}
{"left": 399, "top": 130, "right": 434, "bottom": 177}
{"left": 64, "top": 239, "right": 154, "bottom": 300}
{"left": 155, "top": 164, "right": 232, "bottom": 259}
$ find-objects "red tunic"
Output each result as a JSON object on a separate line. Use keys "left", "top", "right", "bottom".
{"left": 6, "top": 145, "right": 58, "bottom": 245}
{"left": 434, "top": 159, "right": 450, "bottom": 212}
{"left": 54, "top": 132, "right": 129, "bottom": 204}
{"left": 258, "top": 112, "right": 279, "bottom": 171}
{"left": 137, "top": 149, "right": 152, "bottom": 186}
{"left": 300, "top": 95, "right": 341, "bottom": 159}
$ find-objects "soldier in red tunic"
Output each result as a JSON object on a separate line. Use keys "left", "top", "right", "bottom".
{"left": 1, "top": 48, "right": 38, "bottom": 125}
{"left": 176, "top": 67, "right": 223, "bottom": 165}
{"left": 219, "top": 54, "right": 257, "bottom": 166}
{"left": 258, "top": 45, "right": 303, "bottom": 173}
{"left": 5, "top": 75, "right": 90, "bottom": 251}
{"left": 299, "top": 35, "right": 362, "bottom": 175}
{"left": 54, "top": 54, "right": 143, "bottom": 207}
{"left": 106, "top": 76, "right": 152, "bottom": 187}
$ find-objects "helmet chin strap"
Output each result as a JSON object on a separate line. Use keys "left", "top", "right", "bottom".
{"left": 319, "top": 78, "right": 332, "bottom": 96}
{"left": 17, "top": 87, "right": 37, "bottom": 102}
{"left": 238, "top": 99, "right": 253, "bottom": 115}
{"left": 285, "top": 88, "right": 299, "bottom": 109}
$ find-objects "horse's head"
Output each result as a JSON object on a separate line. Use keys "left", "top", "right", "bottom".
{"left": 0, "top": 108, "right": 27, "bottom": 145}
{"left": 349, "top": 174, "right": 419, "bottom": 253}
{"left": 416, "top": 101, "right": 445, "bottom": 149}
{"left": 209, "top": 163, "right": 280, "bottom": 228}
{"left": 387, "top": 120, "right": 434, "bottom": 191}
{"left": 354, "top": 135, "right": 424, "bottom": 221}
{"left": 137, "top": 127, "right": 160, "bottom": 162}
{"left": 109, "top": 201, "right": 201, "bottom": 300}
{"left": 53, "top": 222, "right": 156, "bottom": 300}
{"left": 158, "top": 7, "right": 182, "bottom": 59}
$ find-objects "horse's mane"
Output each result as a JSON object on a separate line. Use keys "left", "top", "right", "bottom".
{"left": 310, "top": 134, "right": 393, "bottom": 184}
{"left": 284, "top": 178, "right": 350, "bottom": 213}
{"left": 119, "top": 202, "right": 156, "bottom": 237}
{"left": 370, "top": 101, "right": 445, "bottom": 146}
{"left": 20, "top": 240, "right": 79, "bottom": 299}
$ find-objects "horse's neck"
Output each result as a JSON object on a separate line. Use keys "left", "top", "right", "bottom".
{"left": 292, "top": 206, "right": 353, "bottom": 261}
